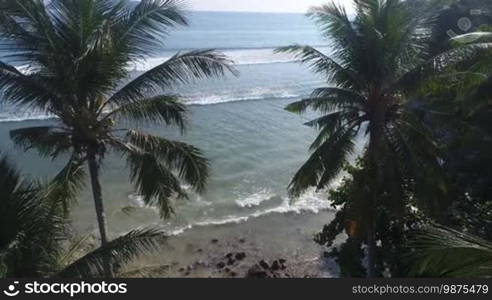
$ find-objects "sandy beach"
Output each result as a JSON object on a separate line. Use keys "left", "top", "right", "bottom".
{"left": 127, "top": 210, "right": 342, "bottom": 278}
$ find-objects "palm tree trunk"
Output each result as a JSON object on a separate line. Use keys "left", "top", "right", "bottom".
{"left": 365, "top": 147, "right": 379, "bottom": 278}
{"left": 366, "top": 218, "right": 377, "bottom": 277}
{"left": 366, "top": 95, "right": 386, "bottom": 278}
{"left": 87, "top": 151, "right": 113, "bottom": 278}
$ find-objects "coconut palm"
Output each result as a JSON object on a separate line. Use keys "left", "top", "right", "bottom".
{"left": 0, "top": 154, "right": 167, "bottom": 278}
{"left": 0, "top": 155, "right": 63, "bottom": 277}
{"left": 0, "top": 0, "right": 235, "bottom": 277}
{"left": 277, "top": 0, "right": 452, "bottom": 277}
{"left": 408, "top": 224, "right": 492, "bottom": 278}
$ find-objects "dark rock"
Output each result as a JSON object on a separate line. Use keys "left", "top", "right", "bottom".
{"left": 271, "top": 260, "right": 281, "bottom": 271}
{"left": 230, "top": 271, "right": 237, "bottom": 277}
{"left": 279, "top": 259, "right": 287, "bottom": 270}
{"left": 211, "top": 239, "right": 219, "bottom": 244}
{"left": 197, "top": 248, "right": 203, "bottom": 253}
{"left": 224, "top": 267, "right": 231, "bottom": 273}
{"left": 239, "top": 238, "right": 246, "bottom": 243}
{"left": 246, "top": 265, "right": 269, "bottom": 278}
{"left": 259, "top": 260, "right": 270, "bottom": 270}
{"left": 216, "top": 262, "right": 225, "bottom": 269}
{"left": 235, "top": 252, "right": 246, "bottom": 261}
{"left": 178, "top": 267, "right": 185, "bottom": 272}
{"left": 225, "top": 253, "right": 234, "bottom": 259}
{"left": 227, "top": 258, "right": 235, "bottom": 265}
{"left": 245, "top": 258, "right": 292, "bottom": 278}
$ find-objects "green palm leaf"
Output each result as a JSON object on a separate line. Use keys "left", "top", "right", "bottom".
{"left": 0, "top": 155, "right": 66, "bottom": 278}
{"left": 288, "top": 125, "right": 358, "bottom": 197}
{"left": 107, "top": 95, "right": 187, "bottom": 130}
{"left": 10, "top": 126, "right": 72, "bottom": 158}
{"left": 409, "top": 224, "right": 492, "bottom": 278}
{"left": 57, "top": 228, "right": 166, "bottom": 278}
{"left": 119, "top": 0, "right": 188, "bottom": 58}
{"left": 125, "top": 130, "right": 209, "bottom": 193}
{"left": 43, "top": 154, "right": 87, "bottom": 215}
{"left": 107, "top": 50, "right": 237, "bottom": 107}
{"left": 276, "top": 45, "right": 363, "bottom": 89}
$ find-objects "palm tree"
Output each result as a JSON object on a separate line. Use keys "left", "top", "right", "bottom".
{"left": 0, "top": 154, "right": 167, "bottom": 278}
{"left": 0, "top": 0, "right": 235, "bottom": 277}
{"left": 277, "top": 0, "right": 448, "bottom": 277}
{"left": 408, "top": 224, "right": 492, "bottom": 278}
{"left": 0, "top": 155, "right": 63, "bottom": 277}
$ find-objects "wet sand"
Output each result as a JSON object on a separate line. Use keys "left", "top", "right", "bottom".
{"left": 127, "top": 210, "right": 343, "bottom": 278}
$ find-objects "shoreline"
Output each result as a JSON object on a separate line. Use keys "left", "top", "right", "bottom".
{"left": 128, "top": 210, "right": 342, "bottom": 278}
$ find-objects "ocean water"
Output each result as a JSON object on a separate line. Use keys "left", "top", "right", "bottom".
{"left": 0, "top": 12, "right": 344, "bottom": 240}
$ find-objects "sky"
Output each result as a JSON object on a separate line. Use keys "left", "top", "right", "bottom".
{"left": 187, "top": 0, "right": 354, "bottom": 14}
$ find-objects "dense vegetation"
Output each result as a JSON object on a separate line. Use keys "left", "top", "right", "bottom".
{"left": 284, "top": 0, "right": 492, "bottom": 277}
{"left": 1, "top": 0, "right": 491, "bottom": 278}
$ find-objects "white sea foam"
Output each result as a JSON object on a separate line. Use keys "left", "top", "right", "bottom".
{"left": 0, "top": 88, "right": 303, "bottom": 122}
{"left": 0, "top": 113, "right": 55, "bottom": 122}
{"left": 235, "top": 188, "right": 276, "bottom": 208}
{"left": 163, "top": 188, "right": 335, "bottom": 237}
{"left": 128, "top": 193, "right": 146, "bottom": 207}
{"left": 185, "top": 88, "right": 301, "bottom": 106}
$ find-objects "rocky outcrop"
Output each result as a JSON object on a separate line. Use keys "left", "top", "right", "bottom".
{"left": 246, "top": 259, "right": 291, "bottom": 278}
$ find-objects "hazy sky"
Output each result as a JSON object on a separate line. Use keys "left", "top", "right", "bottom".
{"left": 187, "top": 0, "right": 354, "bottom": 14}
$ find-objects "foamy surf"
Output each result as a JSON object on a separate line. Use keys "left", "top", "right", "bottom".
{"left": 159, "top": 188, "right": 335, "bottom": 237}
{"left": 235, "top": 188, "right": 276, "bottom": 208}
{"left": 0, "top": 88, "right": 307, "bottom": 122}
{"left": 185, "top": 88, "right": 302, "bottom": 106}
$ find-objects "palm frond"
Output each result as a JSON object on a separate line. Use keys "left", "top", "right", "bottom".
{"left": 57, "top": 233, "right": 94, "bottom": 269}
{"left": 10, "top": 126, "right": 72, "bottom": 158}
{"left": 57, "top": 227, "right": 166, "bottom": 278}
{"left": 43, "top": 154, "right": 87, "bottom": 216}
{"left": 107, "top": 50, "right": 236, "bottom": 106}
{"left": 0, "top": 61, "right": 62, "bottom": 112}
{"left": 408, "top": 224, "right": 492, "bottom": 278}
{"left": 276, "top": 45, "right": 363, "bottom": 90}
{"left": 118, "top": 264, "right": 170, "bottom": 278}
{"left": 397, "top": 42, "right": 492, "bottom": 94}
{"left": 288, "top": 125, "right": 357, "bottom": 197}
{"left": 107, "top": 95, "right": 187, "bottom": 130}
{"left": 285, "top": 87, "right": 365, "bottom": 114}
{"left": 119, "top": 0, "right": 188, "bottom": 58}
{"left": 308, "top": 3, "right": 357, "bottom": 48}
{"left": 125, "top": 130, "right": 209, "bottom": 193}
{"left": 0, "top": 0, "right": 58, "bottom": 65}
{"left": 119, "top": 142, "right": 187, "bottom": 218}
{"left": 0, "top": 155, "right": 67, "bottom": 278}
{"left": 307, "top": 111, "right": 362, "bottom": 151}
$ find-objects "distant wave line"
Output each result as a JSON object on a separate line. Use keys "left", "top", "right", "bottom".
{"left": 0, "top": 92, "right": 305, "bottom": 123}
{"left": 159, "top": 44, "right": 329, "bottom": 53}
